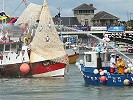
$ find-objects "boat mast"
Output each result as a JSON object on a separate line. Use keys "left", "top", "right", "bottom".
{"left": 2, "top": 0, "right": 5, "bottom": 12}
{"left": 2, "top": 0, "right": 5, "bottom": 25}
{"left": 57, "top": 7, "right": 61, "bottom": 26}
{"left": 55, "top": 7, "right": 62, "bottom": 31}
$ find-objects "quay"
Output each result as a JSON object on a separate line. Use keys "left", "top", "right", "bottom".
{"left": 59, "top": 31, "right": 133, "bottom": 35}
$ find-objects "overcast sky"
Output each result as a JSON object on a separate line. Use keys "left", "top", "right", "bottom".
{"left": 0, "top": 0, "right": 133, "bottom": 21}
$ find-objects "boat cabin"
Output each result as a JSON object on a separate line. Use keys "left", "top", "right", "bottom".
{"left": 84, "top": 51, "right": 111, "bottom": 68}
{"left": 0, "top": 42, "right": 22, "bottom": 53}
{"left": 0, "top": 41, "right": 30, "bottom": 65}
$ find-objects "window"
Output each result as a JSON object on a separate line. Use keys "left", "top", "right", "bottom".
{"left": 90, "top": 10, "right": 94, "bottom": 13}
{"left": 0, "top": 44, "right": 4, "bottom": 51}
{"left": 5, "top": 44, "right": 10, "bottom": 51}
{"left": 11, "top": 44, "right": 16, "bottom": 51}
{"left": 79, "top": 10, "right": 93, "bottom": 14}
{"left": 17, "top": 44, "right": 22, "bottom": 51}
{"left": 74, "top": 11, "right": 78, "bottom": 14}
{"left": 86, "top": 54, "right": 91, "bottom": 62}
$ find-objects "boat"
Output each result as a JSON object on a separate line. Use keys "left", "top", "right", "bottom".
{"left": 59, "top": 34, "right": 79, "bottom": 64}
{"left": 0, "top": 0, "right": 68, "bottom": 78}
{"left": 76, "top": 33, "right": 133, "bottom": 86}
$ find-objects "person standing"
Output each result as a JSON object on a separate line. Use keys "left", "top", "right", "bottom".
{"left": 110, "top": 53, "right": 116, "bottom": 73}
{"left": 116, "top": 57, "right": 125, "bottom": 74}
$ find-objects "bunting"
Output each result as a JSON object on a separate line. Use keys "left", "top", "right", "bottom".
{"left": 8, "top": 18, "right": 17, "bottom": 24}
{"left": 22, "top": 0, "right": 28, "bottom": 7}
{"left": 21, "top": 22, "right": 29, "bottom": 36}
{"left": 24, "top": 29, "right": 32, "bottom": 45}
{"left": 0, "top": 12, "right": 10, "bottom": 20}
{"left": 1, "top": 31, "right": 9, "bottom": 41}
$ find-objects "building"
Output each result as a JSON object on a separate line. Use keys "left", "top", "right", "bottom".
{"left": 91, "top": 11, "right": 119, "bottom": 26}
{"left": 53, "top": 3, "right": 119, "bottom": 27}
{"left": 53, "top": 17, "right": 80, "bottom": 26}
{"left": 73, "top": 3, "right": 96, "bottom": 26}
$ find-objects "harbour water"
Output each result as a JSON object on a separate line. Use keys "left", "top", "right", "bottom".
{"left": 0, "top": 54, "right": 133, "bottom": 100}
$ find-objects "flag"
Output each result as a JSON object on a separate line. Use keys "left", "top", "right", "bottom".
{"left": 55, "top": 13, "right": 61, "bottom": 18}
{"left": 1, "top": 31, "right": 9, "bottom": 41}
{"left": 24, "top": 29, "right": 31, "bottom": 45}
{"left": 8, "top": 17, "right": 17, "bottom": 24}
{"left": 0, "top": 12, "right": 8, "bottom": 17}
{"left": 0, "top": 12, "right": 10, "bottom": 20}
{"left": 21, "top": 22, "right": 29, "bottom": 36}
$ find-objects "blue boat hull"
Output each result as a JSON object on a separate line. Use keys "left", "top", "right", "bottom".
{"left": 81, "top": 65, "right": 133, "bottom": 86}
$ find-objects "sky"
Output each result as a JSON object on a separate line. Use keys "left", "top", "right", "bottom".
{"left": 0, "top": 0, "right": 133, "bottom": 21}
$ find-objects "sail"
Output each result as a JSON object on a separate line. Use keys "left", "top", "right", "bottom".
{"left": 30, "top": 0, "right": 68, "bottom": 64}
{"left": 15, "top": 3, "right": 42, "bottom": 26}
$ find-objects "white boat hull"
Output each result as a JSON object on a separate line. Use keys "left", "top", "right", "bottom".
{"left": 32, "top": 68, "right": 65, "bottom": 77}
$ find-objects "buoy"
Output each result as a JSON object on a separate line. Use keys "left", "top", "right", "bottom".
{"left": 128, "top": 63, "right": 133, "bottom": 67}
{"left": 93, "top": 69, "right": 99, "bottom": 74}
{"left": 123, "top": 79, "right": 130, "bottom": 86}
{"left": 124, "top": 68, "right": 128, "bottom": 74}
{"left": 127, "top": 67, "right": 131, "bottom": 73}
{"left": 20, "top": 63, "right": 30, "bottom": 74}
{"left": 103, "top": 70, "right": 107, "bottom": 74}
{"left": 100, "top": 76, "right": 106, "bottom": 82}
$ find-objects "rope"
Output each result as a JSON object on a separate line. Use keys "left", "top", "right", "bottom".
{"left": 87, "top": 33, "right": 132, "bottom": 62}
{"left": 10, "top": 1, "right": 23, "bottom": 17}
{"left": 72, "top": 27, "right": 133, "bottom": 64}
{"left": 10, "top": 0, "right": 30, "bottom": 17}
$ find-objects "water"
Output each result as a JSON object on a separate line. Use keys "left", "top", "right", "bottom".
{"left": 0, "top": 54, "right": 133, "bottom": 100}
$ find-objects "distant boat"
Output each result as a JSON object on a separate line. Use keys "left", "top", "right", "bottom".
{"left": 60, "top": 35, "right": 79, "bottom": 64}
{"left": 76, "top": 33, "right": 133, "bottom": 86}
{"left": 0, "top": 0, "right": 68, "bottom": 78}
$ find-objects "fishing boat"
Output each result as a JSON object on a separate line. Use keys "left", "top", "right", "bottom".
{"left": 59, "top": 34, "right": 79, "bottom": 64}
{"left": 76, "top": 33, "right": 133, "bottom": 86}
{"left": 0, "top": 0, "right": 68, "bottom": 78}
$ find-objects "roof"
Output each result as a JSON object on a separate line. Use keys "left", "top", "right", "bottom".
{"left": 53, "top": 17, "right": 81, "bottom": 26}
{"left": 73, "top": 3, "right": 96, "bottom": 11}
{"left": 92, "top": 11, "right": 119, "bottom": 20}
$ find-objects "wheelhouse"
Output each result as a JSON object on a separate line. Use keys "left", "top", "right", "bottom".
{"left": 84, "top": 51, "right": 112, "bottom": 68}
{"left": 0, "top": 42, "right": 23, "bottom": 53}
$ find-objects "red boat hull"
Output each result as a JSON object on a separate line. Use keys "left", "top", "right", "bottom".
{"left": 0, "top": 60, "right": 66, "bottom": 78}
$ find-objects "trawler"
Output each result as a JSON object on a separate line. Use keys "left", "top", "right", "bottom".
{"left": 0, "top": 0, "right": 68, "bottom": 78}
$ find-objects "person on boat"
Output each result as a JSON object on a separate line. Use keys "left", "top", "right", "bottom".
{"left": 110, "top": 53, "right": 116, "bottom": 73}
{"left": 115, "top": 55, "right": 119, "bottom": 62}
{"left": 116, "top": 57, "right": 126, "bottom": 74}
